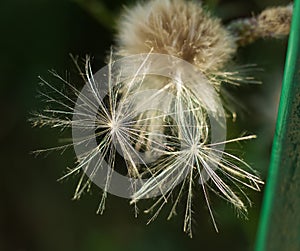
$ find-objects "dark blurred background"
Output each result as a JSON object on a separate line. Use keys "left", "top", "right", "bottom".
{"left": 0, "top": 0, "right": 290, "bottom": 250}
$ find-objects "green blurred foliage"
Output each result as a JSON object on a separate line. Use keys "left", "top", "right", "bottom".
{"left": 0, "top": 0, "right": 290, "bottom": 250}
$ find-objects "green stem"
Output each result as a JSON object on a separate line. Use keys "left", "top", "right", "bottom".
{"left": 255, "top": 0, "right": 300, "bottom": 250}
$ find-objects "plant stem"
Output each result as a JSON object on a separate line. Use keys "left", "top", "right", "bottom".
{"left": 255, "top": 0, "right": 300, "bottom": 250}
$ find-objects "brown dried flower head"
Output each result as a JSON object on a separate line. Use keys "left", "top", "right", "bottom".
{"left": 257, "top": 5, "right": 293, "bottom": 38}
{"left": 116, "top": 0, "right": 237, "bottom": 73}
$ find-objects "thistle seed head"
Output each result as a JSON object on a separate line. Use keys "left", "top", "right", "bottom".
{"left": 227, "top": 4, "right": 293, "bottom": 46}
{"left": 257, "top": 5, "right": 292, "bottom": 38}
{"left": 32, "top": 0, "right": 270, "bottom": 237}
{"left": 116, "top": 0, "right": 237, "bottom": 73}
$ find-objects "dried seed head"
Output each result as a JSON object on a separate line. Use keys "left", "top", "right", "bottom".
{"left": 257, "top": 5, "right": 292, "bottom": 38}
{"left": 116, "top": 0, "right": 237, "bottom": 73}
{"left": 113, "top": 0, "right": 264, "bottom": 236}
{"left": 32, "top": 0, "right": 268, "bottom": 238}
{"left": 227, "top": 4, "right": 293, "bottom": 46}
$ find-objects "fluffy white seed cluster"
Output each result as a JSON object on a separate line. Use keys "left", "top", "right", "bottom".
{"left": 32, "top": 0, "right": 266, "bottom": 237}
{"left": 114, "top": 0, "right": 263, "bottom": 236}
